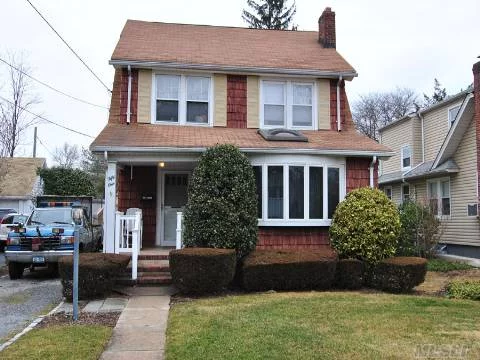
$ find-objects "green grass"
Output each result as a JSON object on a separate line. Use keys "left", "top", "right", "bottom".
{"left": 166, "top": 292, "right": 480, "bottom": 360}
{"left": 1, "top": 325, "right": 112, "bottom": 360}
{"left": 427, "top": 258, "right": 475, "bottom": 272}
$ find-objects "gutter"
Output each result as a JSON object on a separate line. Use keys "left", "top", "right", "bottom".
{"left": 90, "top": 145, "right": 395, "bottom": 158}
{"left": 337, "top": 76, "right": 343, "bottom": 131}
{"left": 126, "top": 65, "right": 132, "bottom": 124}
{"left": 109, "top": 60, "right": 358, "bottom": 80}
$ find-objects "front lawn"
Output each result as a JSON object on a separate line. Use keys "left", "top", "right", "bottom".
{"left": 427, "top": 258, "right": 474, "bottom": 272}
{"left": 166, "top": 292, "right": 480, "bottom": 359}
{"left": 1, "top": 325, "right": 112, "bottom": 360}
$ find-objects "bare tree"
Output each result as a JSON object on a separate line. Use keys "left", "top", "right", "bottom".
{"left": 53, "top": 143, "right": 80, "bottom": 168}
{"left": 352, "top": 87, "right": 419, "bottom": 141}
{"left": 0, "top": 53, "right": 40, "bottom": 157}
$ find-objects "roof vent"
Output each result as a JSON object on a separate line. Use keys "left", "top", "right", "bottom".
{"left": 258, "top": 128, "right": 308, "bottom": 142}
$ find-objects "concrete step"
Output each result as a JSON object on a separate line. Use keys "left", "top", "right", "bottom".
{"left": 137, "top": 273, "right": 172, "bottom": 285}
{"left": 128, "top": 260, "right": 170, "bottom": 273}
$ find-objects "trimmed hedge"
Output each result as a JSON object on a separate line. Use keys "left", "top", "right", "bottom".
{"left": 59, "top": 253, "right": 130, "bottom": 301}
{"left": 242, "top": 249, "right": 338, "bottom": 292}
{"left": 169, "top": 248, "right": 236, "bottom": 294}
{"left": 335, "top": 259, "right": 364, "bottom": 289}
{"left": 370, "top": 256, "right": 427, "bottom": 293}
{"left": 446, "top": 280, "right": 480, "bottom": 301}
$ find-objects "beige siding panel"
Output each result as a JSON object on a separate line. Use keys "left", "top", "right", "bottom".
{"left": 317, "top": 79, "right": 330, "bottom": 130}
{"left": 137, "top": 69, "right": 152, "bottom": 123}
{"left": 380, "top": 119, "right": 414, "bottom": 174}
{"left": 247, "top": 76, "right": 260, "bottom": 128}
{"left": 213, "top": 74, "right": 227, "bottom": 127}
{"left": 440, "top": 117, "right": 480, "bottom": 246}
{"left": 411, "top": 116, "right": 423, "bottom": 165}
{"left": 423, "top": 100, "right": 462, "bottom": 161}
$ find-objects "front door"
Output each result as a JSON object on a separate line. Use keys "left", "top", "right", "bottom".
{"left": 162, "top": 173, "right": 189, "bottom": 246}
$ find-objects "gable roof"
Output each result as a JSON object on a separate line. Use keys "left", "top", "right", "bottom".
{"left": 378, "top": 159, "right": 459, "bottom": 185}
{"left": 433, "top": 93, "right": 474, "bottom": 168}
{"left": 0, "top": 157, "right": 46, "bottom": 198}
{"left": 110, "top": 20, "right": 357, "bottom": 78}
{"left": 90, "top": 124, "right": 393, "bottom": 157}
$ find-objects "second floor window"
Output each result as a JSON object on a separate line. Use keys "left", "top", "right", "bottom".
{"left": 155, "top": 74, "right": 211, "bottom": 125}
{"left": 448, "top": 105, "right": 461, "bottom": 127}
{"left": 261, "top": 80, "right": 315, "bottom": 129}
{"left": 401, "top": 145, "right": 411, "bottom": 170}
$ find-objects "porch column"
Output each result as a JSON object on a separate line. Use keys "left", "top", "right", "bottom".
{"left": 104, "top": 162, "right": 117, "bottom": 253}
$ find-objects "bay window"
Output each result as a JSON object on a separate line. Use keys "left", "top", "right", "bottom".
{"left": 154, "top": 74, "right": 211, "bottom": 125}
{"left": 253, "top": 160, "right": 344, "bottom": 225}
{"left": 427, "top": 178, "right": 450, "bottom": 216}
{"left": 261, "top": 80, "right": 315, "bottom": 129}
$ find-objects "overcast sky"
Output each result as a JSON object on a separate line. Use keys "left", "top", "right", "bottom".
{"left": 1, "top": 0, "right": 478, "bottom": 165}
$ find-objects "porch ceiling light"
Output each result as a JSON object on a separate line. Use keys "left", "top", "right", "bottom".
{"left": 158, "top": 162, "right": 165, "bottom": 168}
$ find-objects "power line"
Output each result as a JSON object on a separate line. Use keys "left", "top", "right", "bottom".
{"left": 0, "top": 57, "right": 109, "bottom": 110}
{"left": 25, "top": 0, "right": 112, "bottom": 94}
{"left": 0, "top": 95, "right": 95, "bottom": 138}
{"left": 36, "top": 134, "right": 54, "bottom": 157}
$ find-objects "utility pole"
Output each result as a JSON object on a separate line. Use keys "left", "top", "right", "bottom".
{"left": 32, "top": 127, "right": 37, "bottom": 158}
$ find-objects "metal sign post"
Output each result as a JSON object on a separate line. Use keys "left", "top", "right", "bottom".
{"left": 73, "top": 226, "right": 79, "bottom": 321}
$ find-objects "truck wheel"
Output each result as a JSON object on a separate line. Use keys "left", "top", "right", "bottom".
{"left": 8, "top": 262, "right": 24, "bottom": 280}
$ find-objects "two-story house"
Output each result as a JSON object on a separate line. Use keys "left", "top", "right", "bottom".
{"left": 379, "top": 62, "right": 480, "bottom": 258}
{"left": 91, "top": 7, "right": 393, "bottom": 255}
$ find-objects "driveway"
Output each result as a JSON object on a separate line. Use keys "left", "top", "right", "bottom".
{"left": 0, "top": 253, "right": 5, "bottom": 268}
{"left": 0, "top": 268, "right": 62, "bottom": 341}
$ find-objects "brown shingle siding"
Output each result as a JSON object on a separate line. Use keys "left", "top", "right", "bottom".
{"left": 227, "top": 75, "right": 247, "bottom": 128}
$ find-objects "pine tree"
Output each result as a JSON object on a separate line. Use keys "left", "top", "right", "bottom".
{"left": 423, "top": 78, "right": 447, "bottom": 107}
{"left": 242, "top": 0, "right": 297, "bottom": 30}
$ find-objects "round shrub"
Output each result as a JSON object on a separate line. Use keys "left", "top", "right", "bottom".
{"left": 334, "top": 259, "right": 364, "bottom": 289}
{"left": 169, "top": 248, "right": 237, "bottom": 294}
{"left": 59, "top": 253, "right": 130, "bottom": 301}
{"left": 182, "top": 144, "right": 258, "bottom": 258}
{"left": 370, "top": 256, "right": 427, "bottom": 293}
{"left": 330, "top": 187, "right": 400, "bottom": 264}
{"left": 242, "top": 248, "right": 338, "bottom": 292}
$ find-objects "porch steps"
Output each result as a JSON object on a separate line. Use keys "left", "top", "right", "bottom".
{"left": 117, "top": 257, "right": 173, "bottom": 286}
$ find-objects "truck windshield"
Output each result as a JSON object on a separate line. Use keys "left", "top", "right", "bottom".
{"left": 28, "top": 208, "right": 74, "bottom": 226}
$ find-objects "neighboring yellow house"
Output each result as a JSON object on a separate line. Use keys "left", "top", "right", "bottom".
{"left": 379, "top": 63, "right": 480, "bottom": 258}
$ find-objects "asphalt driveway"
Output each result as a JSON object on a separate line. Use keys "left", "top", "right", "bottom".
{"left": 0, "top": 267, "right": 62, "bottom": 341}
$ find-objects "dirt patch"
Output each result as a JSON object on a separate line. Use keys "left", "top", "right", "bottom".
{"left": 38, "top": 312, "right": 121, "bottom": 328}
{"left": 415, "top": 269, "right": 480, "bottom": 296}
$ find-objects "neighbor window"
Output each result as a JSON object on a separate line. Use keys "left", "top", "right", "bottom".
{"left": 401, "top": 145, "right": 411, "bottom": 170}
{"left": 448, "top": 105, "right": 461, "bottom": 127}
{"left": 428, "top": 179, "right": 450, "bottom": 216}
{"left": 253, "top": 162, "right": 344, "bottom": 225}
{"left": 402, "top": 184, "right": 410, "bottom": 202}
{"left": 261, "top": 80, "right": 314, "bottom": 129}
{"left": 384, "top": 186, "right": 392, "bottom": 200}
{"left": 154, "top": 74, "right": 211, "bottom": 125}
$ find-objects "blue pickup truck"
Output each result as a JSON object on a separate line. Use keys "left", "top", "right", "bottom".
{"left": 5, "top": 196, "right": 102, "bottom": 279}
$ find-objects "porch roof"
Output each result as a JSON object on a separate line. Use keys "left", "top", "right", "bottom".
{"left": 90, "top": 123, "right": 393, "bottom": 157}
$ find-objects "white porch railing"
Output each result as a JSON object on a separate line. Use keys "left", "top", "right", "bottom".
{"left": 114, "top": 211, "right": 142, "bottom": 280}
{"left": 176, "top": 211, "right": 183, "bottom": 249}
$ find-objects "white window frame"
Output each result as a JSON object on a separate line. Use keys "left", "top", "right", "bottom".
{"left": 384, "top": 186, "right": 392, "bottom": 200}
{"left": 259, "top": 79, "right": 317, "bottom": 130}
{"left": 427, "top": 177, "right": 451, "bottom": 217}
{"left": 250, "top": 155, "right": 345, "bottom": 226}
{"left": 401, "top": 183, "right": 410, "bottom": 203}
{"left": 151, "top": 72, "right": 214, "bottom": 126}
{"left": 448, "top": 104, "right": 461, "bottom": 128}
{"left": 401, "top": 144, "right": 412, "bottom": 171}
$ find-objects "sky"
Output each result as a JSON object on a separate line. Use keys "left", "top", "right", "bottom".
{"left": 1, "top": 0, "right": 479, "bottom": 165}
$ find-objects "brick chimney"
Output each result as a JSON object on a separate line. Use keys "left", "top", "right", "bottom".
{"left": 318, "top": 7, "right": 336, "bottom": 49}
{"left": 473, "top": 61, "right": 480, "bottom": 204}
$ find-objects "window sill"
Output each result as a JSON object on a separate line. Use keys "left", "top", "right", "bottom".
{"left": 257, "top": 219, "right": 332, "bottom": 227}
{"left": 260, "top": 124, "right": 315, "bottom": 131}
{"left": 152, "top": 120, "right": 212, "bottom": 127}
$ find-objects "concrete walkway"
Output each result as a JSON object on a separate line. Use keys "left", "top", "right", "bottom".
{"left": 101, "top": 287, "right": 174, "bottom": 360}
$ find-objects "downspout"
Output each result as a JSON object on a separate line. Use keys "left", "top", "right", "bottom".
{"left": 337, "top": 76, "right": 343, "bottom": 131}
{"left": 418, "top": 111, "right": 425, "bottom": 163}
{"left": 104, "top": 151, "right": 108, "bottom": 161}
{"left": 369, "top": 156, "right": 377, "bottom": 188}
{"left": 126, "top": 65, "right": 132, "bottom": 124}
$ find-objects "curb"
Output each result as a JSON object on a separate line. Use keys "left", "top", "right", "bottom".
{"left": 0, "top": 300, "right": 64, "bottom": 352}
